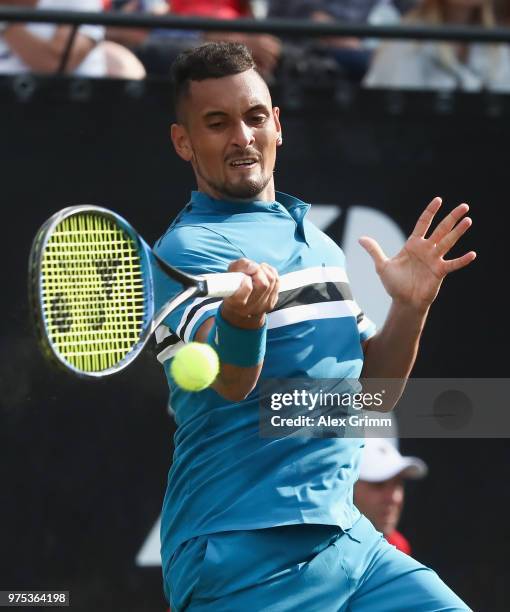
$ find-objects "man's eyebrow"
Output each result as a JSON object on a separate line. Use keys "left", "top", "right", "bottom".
{"left": 202, "top": 104, "right": 270, "bottom": 120}
{"left": 246, "top": 103, "right": 270, "bottom": 113}
{"left": 202, "top": 110, "right": 228, "bottom": 120}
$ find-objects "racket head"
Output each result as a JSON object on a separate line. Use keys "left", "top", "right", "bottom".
{"left": 28, "top": 205, "right": 154, "bottom": 378}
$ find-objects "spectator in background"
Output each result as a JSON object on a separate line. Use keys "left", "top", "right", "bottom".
{"left": 268, "top": 0, "right": 418, "bottom": 81}
{"left": 107, "top": 0, "right": 281, "bottom": 79}
{"left": 364, "top": 0, "right": 510, "bottom": 91}
{"left": 354, "top": 438, "right": 428, "bottom": 555}
{"left": 106, "top": 0, "right": 186, "bottom": 78}
{"left": 0, "top": 0, "right": 107, "bottom": 75}
{"left": 0, "top": 0, "right": 145, "bottom": 78}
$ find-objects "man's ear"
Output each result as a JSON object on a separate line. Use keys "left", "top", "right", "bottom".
{"left": 273, "top": 107, "right": 282, "bottom": 147}
{"left": 171, "top": 123, "right": 193, "bottom": 162}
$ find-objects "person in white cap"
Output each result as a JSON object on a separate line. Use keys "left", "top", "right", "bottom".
{"left": 354, "top": 438, "right": 428, "bottom": 555}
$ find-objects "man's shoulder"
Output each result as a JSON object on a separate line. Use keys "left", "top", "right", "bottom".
{"left": 157, "top": 220, "right": 214, "bottom": 245}
{"left": 303, "top": 220, "right": 346, "bottom": 264}
{"left": 155, "top": 215, "right": 244, "bottom": 265}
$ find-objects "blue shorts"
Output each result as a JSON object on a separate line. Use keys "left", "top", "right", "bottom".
{"left": 165, "top": 515, "right": 470, "bottom": 612}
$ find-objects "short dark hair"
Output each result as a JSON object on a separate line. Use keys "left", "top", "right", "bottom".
{"left": 171, "top": 42, "right": 256, "bottom": 121}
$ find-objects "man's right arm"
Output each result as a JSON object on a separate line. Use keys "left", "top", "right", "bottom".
{"left": 195, "top": 258, "right": 279, "bottom": 402}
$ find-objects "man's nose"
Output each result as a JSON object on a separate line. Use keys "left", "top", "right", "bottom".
{"left": 231, "top": 121, "right": 255, "bottom": 148}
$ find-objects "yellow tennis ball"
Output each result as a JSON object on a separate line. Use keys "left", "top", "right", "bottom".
{"left": 170, "top": 342, "right": 219, "bottom": 392}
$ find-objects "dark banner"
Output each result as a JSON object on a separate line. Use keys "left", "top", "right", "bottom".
{"left": 1, "top": 76, "right": 509, "bottom": 611}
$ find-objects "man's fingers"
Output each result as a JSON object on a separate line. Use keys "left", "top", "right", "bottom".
{"left": 223, "top": 260, "right": 280, "bottom": 317}
{"left": 436, "top": 216, "right": 473, "bottom": 256}
{"left": 249, "top": 263, "right": 279, "bottom": 313}
{"left": 252, "top": 263, "right": 280, "bottom": 312}
{"left": 225, "top": 259, "right": 259, "bottom": 307}
{"left": 269, "top": 276, "right": 280, "bottom": 310}
{"left": 412, "top": 196, "right": 442, "bottom": 238}
{"left": 253, "top": 262, "right": 274, "bottom": 293}
{"left": 226, "top": 274, "right": 253, "bottom": 307}
{"left": 359, "top": 236, "right": 388, "bottom": 270}
{"left": 228, "top": 258, "right": 259, "bottom": 275}
{"left": 429, "top": 203, "right": 469, "bottom": 244}
{"left": 443, "top": 251, "right": 477, "bottom": 274}
{"left": 250, "top": 263, "right": 271, "bottom": 292}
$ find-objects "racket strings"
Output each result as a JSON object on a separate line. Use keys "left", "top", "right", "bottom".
{"left": 40, "top": 213, "right": 146, "bottom": 372}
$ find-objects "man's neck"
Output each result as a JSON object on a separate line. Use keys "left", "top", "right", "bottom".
{"left": 196, "top": 180, "right": 276, "bottom": 203}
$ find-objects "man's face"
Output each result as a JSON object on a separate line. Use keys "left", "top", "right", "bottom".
{"left": 171, "top": 68, "right": 281, "bottom": 201}
{"left": 354, "top": 476, "right": 405, "bottom": 535}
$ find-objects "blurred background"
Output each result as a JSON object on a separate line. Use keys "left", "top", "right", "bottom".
{"left": 1, "top": 1, "right": 509, "bottom": 610}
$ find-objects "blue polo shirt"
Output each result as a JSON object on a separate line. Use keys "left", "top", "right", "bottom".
{"left": 153, "top": 191, "right": 376, "bottom": 577}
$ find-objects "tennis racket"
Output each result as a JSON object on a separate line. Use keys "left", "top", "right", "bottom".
{"left": 28, "top": 205, "right": 244, "bottom": 378}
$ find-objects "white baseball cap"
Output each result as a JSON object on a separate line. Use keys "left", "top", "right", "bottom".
{"left": 359, "top": 438, "right": 428, "bottom": 482}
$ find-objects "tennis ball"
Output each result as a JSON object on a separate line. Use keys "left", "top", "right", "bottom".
{"left": 170, "top": 342, "right": 219, "bottom": 392}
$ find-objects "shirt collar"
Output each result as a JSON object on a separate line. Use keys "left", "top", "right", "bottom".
{"left": 189, "top": 190, "right": 310, "bottom": 217}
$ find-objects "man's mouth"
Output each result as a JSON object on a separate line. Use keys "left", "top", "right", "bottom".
{"left": 228, "top": 158, "right": 258, "bottom": 169}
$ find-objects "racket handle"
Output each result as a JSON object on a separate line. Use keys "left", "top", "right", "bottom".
{"left": 203, "top": 272, "right": 246, "bottom": 297}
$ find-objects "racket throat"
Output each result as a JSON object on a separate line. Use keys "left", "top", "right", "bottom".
{"left": 153, "top": 252, "right": 208, "bottom": 296}
{"left": 151, "top": 285, "right": 199, "bottom": 335}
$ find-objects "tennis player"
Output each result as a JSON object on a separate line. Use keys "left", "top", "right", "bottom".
{"left": 154, "top": 42, "right": 475, "bottom": 611}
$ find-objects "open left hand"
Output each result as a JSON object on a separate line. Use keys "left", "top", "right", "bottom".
{"left": 359, "top": 197, "right": 477, "bottom": 312}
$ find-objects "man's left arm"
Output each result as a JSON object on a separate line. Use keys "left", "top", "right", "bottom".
{"left": 358, "top": 196, "right": 476, "bottom": 411}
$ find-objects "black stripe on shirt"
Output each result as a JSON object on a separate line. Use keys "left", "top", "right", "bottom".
{"left": 156, "top": 332, "right": 182, "bottom": 352}
{"left": 274, "top": 282, "right": 354, "bottom": 311}
{"left": 177, "top": 296, "right": 222, "bottom": 341}
{"left": 177, "top": 282, "right": 357, "bottom": 341}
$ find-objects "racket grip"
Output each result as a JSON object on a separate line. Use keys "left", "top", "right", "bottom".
{"left": 203, "top": 272, "right": 246, "bottom": 297}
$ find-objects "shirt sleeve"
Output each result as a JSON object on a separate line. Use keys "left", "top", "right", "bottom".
{"left": 153, "top": 224, "right": 244, "bottom": 359}
{"left": 356, "top": 309, "right": 376, "bottom": 342}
